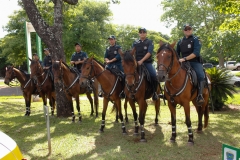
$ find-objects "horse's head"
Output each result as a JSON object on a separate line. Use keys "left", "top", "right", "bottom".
{"left": 29, "top": 58, "right": 43, "bottom": 79}
{"left": 80, "top": 57, "right": 94, "bottom": 86}
{"left": 122, "top": 50, "right": 137, "bottom": 89}
{"left": 4, "top": 66, "right": 15, "bottom": 85}
{"left": 52, "top": 60, "right": 62, "bottom": 84}
{"left": 156, "top": 41, "right": 177, "bottom": 82}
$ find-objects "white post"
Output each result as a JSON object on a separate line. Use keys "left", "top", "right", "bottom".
{"left": 44, "top": 105, "right": 51, "bottom": 155}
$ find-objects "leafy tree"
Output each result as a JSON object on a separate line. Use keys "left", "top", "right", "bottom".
{"left": 160, "top": 0, "right": 240, "bottom": 66}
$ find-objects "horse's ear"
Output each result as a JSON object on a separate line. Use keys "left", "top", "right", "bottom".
{"left": 28, "top": 57, "right": 32, "bottom": 61}
{"left": 130, "top": 48, "right": 136, "bottom": 55}
{"left": 60, "top": 59, "right": 62, "bottom": 64}
{"left": 170, "top": 41, "right": 177, "bottom": 48}
{"left": 159, "top": 40, "right": 164, "bottom": 47}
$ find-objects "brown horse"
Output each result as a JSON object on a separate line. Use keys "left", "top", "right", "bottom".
{"left": 121, "top": 51, "right": 161, "bottom": 142}
{"left": 29, "top": 59, "right": 56, "bottom": 116}
{"left": 4, "top": 66, "right": 37, "bottom": 116}
{"left": 80, "top": 57, "right": 130, "bottom": 134}
{"left": 156, "top": 42, "right": 210, "bottom": 144}
{"left": 52, "top": 60, "right": 99, "bottom": 122}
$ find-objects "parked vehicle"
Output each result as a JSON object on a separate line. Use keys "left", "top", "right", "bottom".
{"left": 217, "top": 61, "right": 240, "bottom": 70}
{"left": 227, "top": 72, "right": 240, "bottom": 87}
{"left": 203, "top": 63, "right": 213, "bottom": 69}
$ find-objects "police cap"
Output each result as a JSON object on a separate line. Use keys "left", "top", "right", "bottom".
{"left": 139, "top": 27, "right": 147, "bottom": 33}
{"left": 108, "top": 35, "right": 116, "bottom": 40}
{"left": 75, "top": 42, "right": 81, "bottom": 47}
{"left": 183, "top": 24, "right": 192, "bottom": 30}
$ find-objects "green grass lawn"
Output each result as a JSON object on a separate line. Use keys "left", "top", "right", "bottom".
{"left": 0, "top": 97, "right": 239, "bottom": 160}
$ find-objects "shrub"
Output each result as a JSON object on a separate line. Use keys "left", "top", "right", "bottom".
{"left": 206, "top": 67, "right": 237, "bottom": 110}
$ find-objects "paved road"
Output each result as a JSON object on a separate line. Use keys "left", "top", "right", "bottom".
{"left": 0, "top": 86, "right": 22, "bottom": 96}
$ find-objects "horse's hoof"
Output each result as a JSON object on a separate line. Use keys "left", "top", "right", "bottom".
{"left": 154, "top": 123, "right": 159, "bottom": 126}
{"left": 187, "top": 141, "right": 194, "bottom": 146}
{"left": 133, "top": 133, "right": 139, "bottom": 136}
{"left": 170, "top": 137, "right": 176, "bottom": 143}
{"left": 78, "top": 121, "right": 82, "bottom": 124}
{"left": 125, "top": 121, "right": 129, "bottom": 124}
{"left": 99, "top": 130, "right": 104, "bottom": 133}
{"left": 90, "top": 114, "right": 94, "bottom": 117}
{"left": 139, "top": 139, "right": 147, "bottom": 142}
{"left": 71, "top": 121, "right": 75, "bottom": 123}
{"left": 114, "top": 120, "right": 119, "bottom": 123}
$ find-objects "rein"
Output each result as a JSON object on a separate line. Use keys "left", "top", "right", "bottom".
{"left": 157, "top": 45, "right": 189, "bottom": 104}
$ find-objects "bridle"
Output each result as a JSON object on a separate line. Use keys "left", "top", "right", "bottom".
{"left": 81, "top": 59, "right": 105, "bottom": 80}
{"left": 157, "top": 45, "right": 182, "bottom": 81}
{"left": 30, "top": 61, "right": 45, "bottom": 79}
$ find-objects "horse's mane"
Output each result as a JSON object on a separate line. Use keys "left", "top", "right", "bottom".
{"left": 123, "top": 50, "right": 135, "bottom": 64}
{"left": 52, "top": 61, "right": 71, "bottom": 70}
{"left": 93, "top": 58, "right": 105, "bottom": 67}
{"left": 19, "top": 69, "right": 30, "bottom": 79}
{"left": 157, "top": 43, "right": 180, "bottom": 59}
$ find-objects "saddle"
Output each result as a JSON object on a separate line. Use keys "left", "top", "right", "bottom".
{"left": 182, "top": 62, "right": 198, "bottom": 89}
{"left": 138, "top": 65, "right": 151, "bottom": 83}
{"left": 107, "top": 66, "right": 124, "bottom": 81}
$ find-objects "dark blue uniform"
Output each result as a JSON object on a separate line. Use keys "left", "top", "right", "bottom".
{"left": 104, "top": 45, "right": 123, "bottom": 72}
{"left": 132, "top": 38, "right": 156, "bottom": 78}
{"left": 70, "top": 51, "right": 88, "bottom": 72}
{"left": 176, "top": 35, "right": 204, "bottom": 82}
{"left": 43, "top": 55, "right": 52, "bottom": 68}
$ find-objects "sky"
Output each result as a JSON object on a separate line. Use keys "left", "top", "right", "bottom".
{"left": 0, "top": 0, "right": 173, "bottom": 38}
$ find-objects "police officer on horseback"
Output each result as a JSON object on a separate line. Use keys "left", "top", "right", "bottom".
{"left": 103, "top": 35, "right": 125, "bottom": 98}
{"left": 43, "top": 48, "right": 53, "bottom": 81}
{"left": 105, "top": 35, "right": 123, "bottom": 72}
{"left": 70, "top": 42, "right": 88, "bottom": 73}
{"left": 177, "top": 24, "right": 205, "bottom": 105}
{"left": 132, "top": 28, "right": 159, "bottom": 100}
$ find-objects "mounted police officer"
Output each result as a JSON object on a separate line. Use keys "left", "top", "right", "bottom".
{"left": 132, "top": 28, "right": 159, "bottom": 101}
{"left": 43, "top": 48, "right": 53, "bottom": 81}
{"left": 177, "top": 24, "right": 205, "bottom": 105}
{"left": 70, "top": 43, "right": 93, "bottom": 92}
{"left": 70, "top": 42, "right": 88, "bottom": 73}
{"left": 104, "top": 35, "right": 123, "bottom": 72}
{"left": 103, "top": 35, "right": 125, "bottom": 98}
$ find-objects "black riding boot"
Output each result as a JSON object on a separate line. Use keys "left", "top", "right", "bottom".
{"left": 152, "top": 80, "right": 159, "bottom": 101}
{"left": 197, "top": 81, "right": 205, "bottom": 105}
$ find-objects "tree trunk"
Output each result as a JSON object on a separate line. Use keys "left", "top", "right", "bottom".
{"left": 22, "top": 0, "right": 75, "bottom": 117}
{"left": 218, "top": 47, "right": 225, "bottom": 67}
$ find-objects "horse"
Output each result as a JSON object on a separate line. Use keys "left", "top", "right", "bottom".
{"left": 121, "top": 51, "right": 161, "bottom": 142}
{"left": 156, "top": 42, "right": 210, "bottom": 145}
{"left": 52, "top": 60, "right": 99, "bottom": 122}
{"left": 29, "top": 59, "right": 56, "bottom": 116}
{"left": 4, "top": 66, "right": 37, "bottom": 116}
{"left": 80, "top": 57, "right": 130, "bottom": 135}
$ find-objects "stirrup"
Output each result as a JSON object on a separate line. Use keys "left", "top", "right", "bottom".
{"left": 197, "top": 95, "right": 205, "bottom": 105}
{"left": 119, "top": 91, "right": 125, "bottom": 99}
{"left": 152, "top": 92, "right": 159, "bottom": 101}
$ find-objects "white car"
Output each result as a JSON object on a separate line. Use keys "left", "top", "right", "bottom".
{"left": 227, "top": 72, "right": 240, "bottom": 87}
{"left": 219, "top": 61, "right": 240, "bottom": 70}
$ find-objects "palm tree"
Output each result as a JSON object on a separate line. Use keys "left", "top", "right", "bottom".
{"left": 206, "top": 67, "right": 237, "bottom": 110}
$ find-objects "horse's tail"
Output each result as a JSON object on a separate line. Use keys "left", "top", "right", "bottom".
{"left": 204, "top": 102, "right": 209, "bottom": 128}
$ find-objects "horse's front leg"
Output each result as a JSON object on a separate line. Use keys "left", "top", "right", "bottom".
{"left": 139, "top": 100, "right": 148, "bottom": 142}
{"left": 93, "top": 82, "right": 99, "bottom": 117}
{"left": 115, "top": 99, "right": 127, "bottom": 134}
{"left": 99, "top": 97, "right": 109, "bottom": 133}
{"left": 24, "top": 92, "right": 31, "bottom": 116}
{"left": 128, "top": 98, "right": 138, "bottom": 135}
{"left": 124, "top": 98, "right": 128, "bottom": 123}
{"left": 75, "top": 95, "right": 81, "bottom": 122}
{"left": 168, "top": 102, "right": 177, "bottom": 143}
{"left": 86, "top": 92, "right": 94, "bottom": 116}
{"left": 48, "top": 93, "right": 54, "bottom": 116}
{"left": 183, "top": 103, "right": 194, "bottom": 145}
